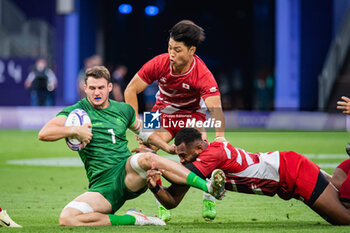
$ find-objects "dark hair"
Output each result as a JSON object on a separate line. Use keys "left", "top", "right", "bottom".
{"left": 175, "top": 128, "right": 202, "bottom": 146}
{"left": 169, "top": 20, "right": 205, "bottom": 48}
{"left": 85, "top": 66, "right": 111, "bottom": 83}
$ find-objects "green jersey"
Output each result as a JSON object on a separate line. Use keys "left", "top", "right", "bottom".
{"left": 57, "top": 98, "right": 136, "bottom": 187}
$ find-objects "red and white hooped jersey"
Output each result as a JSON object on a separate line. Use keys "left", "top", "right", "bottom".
{"left": 192, "top": 142, "right": 320, "bottom": 201}
{"left": 192, "top": 142, "right": 321, "bottom": 201}
{"left": 137, "top": 53, "right": 220, "bottom": 115}
{"left": 193, "top": 142, "right": 282, "bottom": 197}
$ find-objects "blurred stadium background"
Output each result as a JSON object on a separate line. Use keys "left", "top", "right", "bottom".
{"left": 0, "top": 0, "right": 350, "bottom": 131}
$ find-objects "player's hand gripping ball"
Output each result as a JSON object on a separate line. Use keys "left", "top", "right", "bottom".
{"left": 64, "top": 109, "right": 91, "bottom": 151}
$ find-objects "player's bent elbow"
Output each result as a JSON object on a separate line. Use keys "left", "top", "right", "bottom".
{"left": 38, "top": 129, "right": 52, "bottom": 141}
{"left": 124, "top": 86, "right": 136, "bottom": 98}
{"left": 38, "top": 130, "right": 46, "bottom": 141}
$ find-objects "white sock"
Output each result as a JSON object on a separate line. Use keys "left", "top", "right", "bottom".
{"left": 156, "top": 199, "right": 162, "bottom": 207}
{"left": 203, "top": 192, "right": 215, "bottom": 202}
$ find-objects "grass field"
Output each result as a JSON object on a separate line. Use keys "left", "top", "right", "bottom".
{"left": 1, "top": 129, "right": 350, "bottom": 232}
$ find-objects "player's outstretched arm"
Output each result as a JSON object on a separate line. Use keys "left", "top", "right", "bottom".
{"left": 205, "top": 96, "right": 226, "bottom": 141}
{"left": 124, "top": 74, "right": 149, "bottom": 117}
{"left": 38, "top": 116, "right": 92, "bottom": 143}
{"left": 146, "top": 166, "right": 190, "bottom": 209}
{"left": 129, "top": 119, "right": 176, "bottom": 154}
{"left": 337, "top": 96, "right": 350, "bottom": 115}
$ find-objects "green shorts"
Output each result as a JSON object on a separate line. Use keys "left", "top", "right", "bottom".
{"left": 88, "top": 158, "right": 147, "bottom": 213}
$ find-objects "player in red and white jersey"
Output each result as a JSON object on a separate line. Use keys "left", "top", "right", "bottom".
{"left": 125, "top": 20, "right": 226, "bottom": 221}
{"left": 138, "top": 53, "right": 219, "bottom": 116}
{"left": 125, "top": 20, "right": 225, "bottom": 140}
{"left": 146, "top": 128, "right": 350, "bottom": 225}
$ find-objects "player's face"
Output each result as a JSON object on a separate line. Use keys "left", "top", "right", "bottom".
{"left": 168, "top": 38, "right": 195, "bottom": 73}
{"left": 176, "top": 142, "right": 203, "bottom": 164}
{"left": 84, "top": 77, "right": 112, "bottom": 109}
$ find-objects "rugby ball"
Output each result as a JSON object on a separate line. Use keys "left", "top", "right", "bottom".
{"left": 64, "top": 109, "right": 91, "bottom": 151}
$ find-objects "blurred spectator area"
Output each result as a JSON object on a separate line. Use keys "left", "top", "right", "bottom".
{"left": 0, "top": 0, "right": 53, "bottom": 60}
{"left": 1, "top": 0, "right": 350, "bottom": 112}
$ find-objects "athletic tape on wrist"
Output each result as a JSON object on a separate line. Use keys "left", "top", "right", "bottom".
{"left": 150, "top": 184, "right": 161, "bottom": 194}
{"left": 129, "top": 122, "right": 154, "bottom": 142}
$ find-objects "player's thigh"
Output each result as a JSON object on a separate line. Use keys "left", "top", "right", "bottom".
{"left": 61, "top": 191, "right": 112, "bottom": 217}
{"left": 125, "top": 153, "right": 149, "bottom": 192}
{"left": 312, "top": 184, "right": 350, "bottom": 225}
{"left": 331, "top": 168, "right": 347, "bottom": 190}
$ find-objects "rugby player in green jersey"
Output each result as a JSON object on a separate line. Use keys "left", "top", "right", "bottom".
{"left": 38, "top": 66, "right": 225, "bottom": 226}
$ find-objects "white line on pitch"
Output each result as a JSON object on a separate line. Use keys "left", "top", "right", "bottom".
{"left": 6, "top": 154, "right": 347, "bottom": 169}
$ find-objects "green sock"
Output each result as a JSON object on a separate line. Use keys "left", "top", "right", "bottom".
{"left": 186, "top": 172, "right": 208, "bottom": 193}
{"left": 108, "top": 214, "right": 136, "bottom": 225}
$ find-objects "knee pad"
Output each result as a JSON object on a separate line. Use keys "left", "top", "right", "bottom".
{"left": 64, "top": 201, "right": 94, "bottom": 214}
{"left": 130, "top": 153, "right": 147, "bottom": 179}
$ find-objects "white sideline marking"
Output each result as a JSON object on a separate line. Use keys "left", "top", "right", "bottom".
{"left": 317, "top": 163, "right": 342, "bottom": 169}
{"left": 6, "top": 154, "right": 347, "bottom": 168}
{"left": 6, "top": 155, "right": 180, "bottom": 167}
{"left": 7, "top": 157, "right": 84, "bottom": 167}
{"left": 304, "top": 154, "right": 348, "bottom": 159}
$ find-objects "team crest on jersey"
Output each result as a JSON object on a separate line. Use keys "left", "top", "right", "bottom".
{"left": 143, "top": 111, "right": 161, "bottom": 129}
{"left": 115, "top": 117, "right": 123, "bottom": 126}
{"left": 182, "top": 83, "right": 190, "bottom": 90}
{"left": 210, "top": 87, "right": 217, "bottom": 92}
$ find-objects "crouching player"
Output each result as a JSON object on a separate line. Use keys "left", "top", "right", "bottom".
{"left": 147, "top": 128, "right": 350, "bottom": 225}
{"left": 38, "top": 66, "right": 225, "bottom": 226}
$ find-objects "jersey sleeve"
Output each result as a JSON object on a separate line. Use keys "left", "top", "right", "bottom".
{"left": 124, "top": 103, "right": 137, "bottom": 128}
{"left": 137, "top": 57, "right": 159, "bottom": 85}
{"left": 56, "top": 103, "right": 81, "bottom": 118}
{"left": 192, "top": 149, "right": 222, "bottom": 178}
{"left": 199, "top": 72, "right": 220, "bottom": 100}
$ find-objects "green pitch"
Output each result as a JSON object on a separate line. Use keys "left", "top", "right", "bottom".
{"left": 1, "top": 129, "right": 350, "bottom": 232}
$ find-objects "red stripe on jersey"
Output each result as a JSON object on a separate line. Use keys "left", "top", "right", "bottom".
{"left": 193, "top": 142, "right": 281, "bottom": 196}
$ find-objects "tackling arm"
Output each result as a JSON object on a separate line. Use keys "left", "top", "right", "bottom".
{"left": 205, "top": 95, "right": 226, "bottom": 140}
{"left": 147, "top": 168, "right": 190, "bottom": 209}
{"left": 129, "top": 118, "right": 176, "bottom": 154}
{"left": 124, "top": 74, "right": 149, "bottom": 117}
